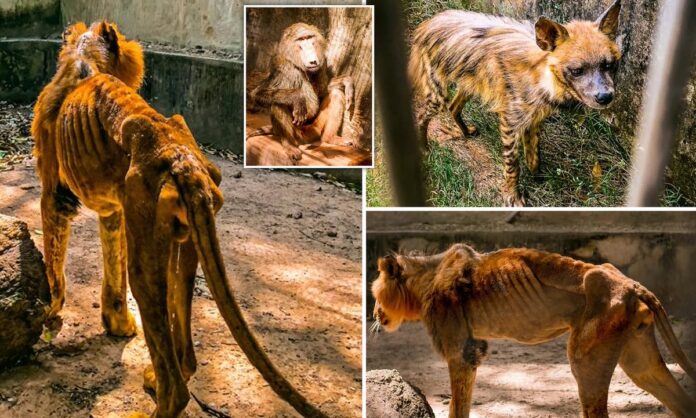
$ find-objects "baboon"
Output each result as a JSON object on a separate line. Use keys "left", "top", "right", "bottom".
{"left": 250, "top": 22, "right": 354, "bottom": 163}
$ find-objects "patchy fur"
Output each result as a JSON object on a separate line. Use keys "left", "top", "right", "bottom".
{"left": 372, "top": 243, "right": 696, "bottom": 418}
{"left": 42, "top": 73, "right": 327, "bottom": 418}
{"left": 409, "top": 1, "right": 622, "bottom": 206}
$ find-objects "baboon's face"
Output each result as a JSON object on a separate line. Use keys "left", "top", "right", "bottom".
{"left": 294, "top": 31, "right": 324, "bottom": 74}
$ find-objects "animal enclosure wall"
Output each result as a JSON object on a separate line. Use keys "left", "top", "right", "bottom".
{"left": 366, "top": 211, "right": 696, "bottom": 317}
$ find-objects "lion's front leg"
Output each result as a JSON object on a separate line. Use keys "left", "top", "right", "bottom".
{"left": 446, "top": 338, "right": 488, "bottom": 418}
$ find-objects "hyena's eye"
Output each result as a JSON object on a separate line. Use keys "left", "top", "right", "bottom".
{"left": 601, "top": 61, "right": 616, "bottom": 71}
{"left": 569, "top": 67, "right": 584, "bottom": 77}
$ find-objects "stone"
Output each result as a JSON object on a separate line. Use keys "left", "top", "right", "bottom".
{"left": 366, "top": 369, "right": 435, "bottom": 418}
{"left": 0, "top": 215, "right": 50, "bottom": 368}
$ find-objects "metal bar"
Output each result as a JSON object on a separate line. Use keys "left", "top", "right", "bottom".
{"left": 627, "top": 0, "right": 696, "bottom": 206}
{"left": 370, "top": 0, "right": 426, "bottom": 207}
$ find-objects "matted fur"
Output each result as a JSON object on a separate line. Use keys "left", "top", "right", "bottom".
{"left": 409, "top": 1, "right": 622, "bottom": 206}
{"left": 372, "top": 243, "right": 696, "bottom": 417}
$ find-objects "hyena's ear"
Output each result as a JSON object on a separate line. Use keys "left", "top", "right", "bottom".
{"left": 378, "top": 255, "right": 401, "bottom": 280}
{"left": 535, "top": 17, "right": 569, "bottom": 52}
{"left": 596, "top": 0, "right": 621, "bottom": 39}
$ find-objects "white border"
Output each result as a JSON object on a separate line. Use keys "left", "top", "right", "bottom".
{"left": 243, "top": 4, "right": 376, "bottom": 169}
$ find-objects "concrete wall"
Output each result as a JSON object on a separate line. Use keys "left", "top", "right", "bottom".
{"left": 366, "top": 211, "right": 696, "bottom": 317}
{"left": 0, "top": 0, "right": 60, "bottom": 37}
{"left": 60, "top": 0, "right": 361, "bottom": 51}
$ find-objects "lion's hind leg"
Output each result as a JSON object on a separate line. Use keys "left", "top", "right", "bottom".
{"left": 99, "top": 210, "right": 137, "bottom": 337}
{"left": 619, "top": 318, "right": 696, "bottom": 417}
{"left": 168, "top": 239, "right": 198, "bottom": 382}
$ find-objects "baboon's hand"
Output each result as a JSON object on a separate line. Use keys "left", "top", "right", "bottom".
{"left": 292, "top": 97, "right": 308, "bottom": 126}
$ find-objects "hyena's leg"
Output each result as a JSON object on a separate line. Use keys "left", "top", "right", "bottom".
{"left": 522, "top": 124, "right": 540, "bottom": 175}
{"left": 98, "top": 210, "right": 137, "bottom": 337}
{"left": 499, "top": 119, "right": 525, "bottom": 207}
{"left": 41, "top": 184, "right": 79, "bottom": 316}
{"left": 619, "top": 324, "right": 696, "bottom": 417}
{"left": 125, "top": 176, "right": 189, "bottom": 417}
{"left": 448, "top": 90, "right": 477, "bottom": 137}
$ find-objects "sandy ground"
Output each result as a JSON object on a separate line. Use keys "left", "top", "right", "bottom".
{"left": 367, "top": 321, "right": 696, "bottom": 417}
{"left": 0, "top": 153, "right": 362, "bottom": 417}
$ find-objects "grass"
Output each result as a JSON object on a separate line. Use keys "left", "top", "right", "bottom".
{"left": 366, "top": 0, "right": 692, "bottom": 207}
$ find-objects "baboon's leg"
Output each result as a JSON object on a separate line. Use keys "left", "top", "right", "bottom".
{"left": 499, "top": 118, "right": 525, "bottom": 206}
{"left": 99, "top": 210, "right": 137, "bottom": 337}
{"left": 523, "top": 124, "right": 540, "bottom": 175}
{"left": 41, "top": 185, "right": 79, "bottom": 316}
{"left": 619, "top": 324, "right": 696, "bottom": 417}
{"left": 125, "top": 177, "right": 188, "bottom": 417}
{"left": 168, "top": 239, "right": 198, "bottom": 382}
{"left": 448, "top": 90, "right": 477, "bottom": 137}
{"left": 271, "top": 105, "right": 303, "bottom": 163}
{"left": 303, "top": 87, "right": 347, "bottom": 145}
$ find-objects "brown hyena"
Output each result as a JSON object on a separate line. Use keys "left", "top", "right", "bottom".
{"left": 409, "top": 1, "right": 622, "bottom": 206}
{"left": 250, "top": 22, "right": 354, "bottom": 164}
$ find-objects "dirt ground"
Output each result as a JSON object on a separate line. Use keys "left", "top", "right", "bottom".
{"left": 367, "top": 321, "right": 696, "bottom": 418}
{"left": 0, "top": 143, "right": 362, "bottom": 416}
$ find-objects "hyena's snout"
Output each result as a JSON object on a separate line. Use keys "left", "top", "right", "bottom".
{"left": 582, "top": 71, "right": 616, "bottom": 108}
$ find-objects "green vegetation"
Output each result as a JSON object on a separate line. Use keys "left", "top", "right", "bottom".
{"left": 366, "top": 0, "right": 691, "bottom": 207}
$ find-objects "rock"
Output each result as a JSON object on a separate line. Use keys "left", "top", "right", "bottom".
{"left": 0, "top": 215, "right": 50, "bottom": 368}
{"left": 366, "top": 369, "right": 435, "bottom": 418}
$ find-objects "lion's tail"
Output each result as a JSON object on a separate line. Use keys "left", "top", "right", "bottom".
{"left": 636, "top": 284, "right": 696, "bottom": 381}
{"left": 172, "top": 167, "right": 328, "bottom": 418}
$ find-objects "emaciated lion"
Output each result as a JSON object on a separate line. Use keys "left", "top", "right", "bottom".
{"left": 33, "top": 23, "right": 327, "bottom": 418}
{"left": 371, "top": 243, "right": 696, "bottom": 417}
{"left": 32, "top": 20, "right": 145, "bottom": 334}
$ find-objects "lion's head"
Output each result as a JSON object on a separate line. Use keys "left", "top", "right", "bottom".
{"left": 371, "top": 243, "right": 480, "bottom": 335}
{"left": 61, "top": 20, "right": 144, "bottom": 90}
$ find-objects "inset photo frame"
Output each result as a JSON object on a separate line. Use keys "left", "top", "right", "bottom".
{"left": 244, "top": 5, "right": 374, "bottom": 168}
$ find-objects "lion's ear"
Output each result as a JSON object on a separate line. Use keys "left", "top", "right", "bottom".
{"left": 168, "top": 114, "right": 192, "bottom": 134}
{"left": 378, "top": 255, "right": 401, "bottom": 279}
{"left": 97, "top": 21, "right": 120, "bottom": 56}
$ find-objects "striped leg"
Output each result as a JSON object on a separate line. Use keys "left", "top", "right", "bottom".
{"left": 523, "top": 124, "right": 540, "bottom": 175}
{"left": 448, "top": 90, "right": 477, "bottom": 137}
{"left": 499, "top": 120, "right": 525, "bottom": 207}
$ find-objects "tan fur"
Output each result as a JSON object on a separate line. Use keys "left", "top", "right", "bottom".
{"left": 409, "top": 1, "right": 622, "bottom": 206}
{"left": 34, "top": 23, "right": 326, "bottom": 418}
{"left": 32, "top": 21, "right": 144, "bottom": 325}
{"left": 372, "top": 244, "right": 696, "bottom": 418}
{"left": 249, "top": 23, "right": 354, "bottom": 163}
